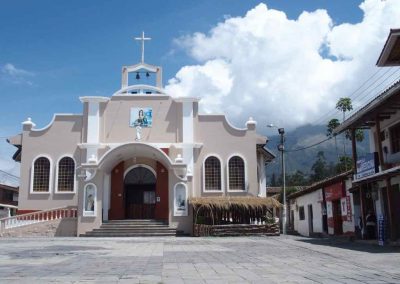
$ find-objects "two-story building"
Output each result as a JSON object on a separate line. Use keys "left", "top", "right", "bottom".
{"left": 333, "top": 29, "right": 400, "bottom": 243}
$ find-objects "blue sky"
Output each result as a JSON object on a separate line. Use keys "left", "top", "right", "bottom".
{"left": 1, "top": 0, "right": 398, "bottom": 177}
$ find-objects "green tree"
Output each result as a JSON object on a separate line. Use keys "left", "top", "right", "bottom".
{"left": 327, "top": 118, "right": 340, "bottom": 163}
{"left": 336, "top": 97, "right": 353, "bottom": 161}
{"left": 288, "top": 170, "right": 308, "bottom": 186}
{"left": 345, "top": 129, "right": 365, "bottom": 142}
{"left": 310, "top": 151, "right": 328, "bottom": 182}
{"left": 335, "top": 156, "right": 353, "bottom": 174}
{"left": 336, "top": 97, "right": 353, "bottom": 122}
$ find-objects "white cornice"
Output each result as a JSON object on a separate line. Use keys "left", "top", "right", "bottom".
{"left": 78, "top": 142, "right": 203, "bottom": 149}
{"left": 174, "top": 97, "right": 201, "bottom": 103}
{"left": 79, "top": 96, "right": 110, "bottom": 103}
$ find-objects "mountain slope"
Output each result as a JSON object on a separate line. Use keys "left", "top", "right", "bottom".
{"left": 265, "top": 124, "right": 370, "bottom": 183}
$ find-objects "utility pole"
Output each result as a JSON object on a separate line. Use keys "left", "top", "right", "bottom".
{"left": 278, "top": 128, "right": 286, "bottom": 235}
{"left": 267, "top": 124, "right": 287, "bottom": 235}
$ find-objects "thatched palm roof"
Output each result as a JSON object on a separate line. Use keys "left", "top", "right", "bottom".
{"left": 189, "top": 196, "right": 282, "bottom": 210}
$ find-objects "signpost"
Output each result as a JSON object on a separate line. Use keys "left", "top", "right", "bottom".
{"left": 378, "top": 215, "right": 385, "bottom": 246}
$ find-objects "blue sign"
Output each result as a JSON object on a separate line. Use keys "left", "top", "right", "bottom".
{"left": 356, "top": 152, "right": 379, "bottom": 179}
{"left": 378, "top": 215, "right": 385, "bottom": 246}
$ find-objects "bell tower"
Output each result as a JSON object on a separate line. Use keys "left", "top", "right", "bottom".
{"left": 121, "top": 31, "right": 163, "bottom": 90}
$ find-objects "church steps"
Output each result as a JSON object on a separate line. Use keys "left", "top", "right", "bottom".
{"left": 104, "top": 220, "right": 167, "bottom": 225}
{"left": 93, "top": 227, "right": 175, "bottom": 231}
{"left": 83, "top": 232, "right": 176, "bottom": 237}
{"left": 80, "top": 219, "right": 177, "bottom": 237}
{"left": 101, "top": 224, "right": 168, "bottom": 229}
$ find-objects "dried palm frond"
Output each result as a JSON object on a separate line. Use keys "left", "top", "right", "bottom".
{"left": 189, "top": 196, "right": 282, "bottom": 210}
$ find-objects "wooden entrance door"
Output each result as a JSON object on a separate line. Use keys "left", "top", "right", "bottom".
{"left": 125, "top": 184, "right": 156, "bottom": 219}
{"left": 332, "top": 200, "right": 343, "bottom": 235}
{"left": 124, "top": 166, "right": 157, "bottom": 220}
{"left": 308, "top": 204, "right": 314, "bottom": 235}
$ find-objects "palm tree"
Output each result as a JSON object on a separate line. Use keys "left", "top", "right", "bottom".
{"left": 336, "top": 97, "right": 353, "bottom": 159}
{"left": 345, "top": 129, "right": 365, "bottom": 142}
{"left": 336, "top": 97, "right": 353, "bottom": 122}
{"left": 327, "top": 118, "right": 340, "bottom": 163}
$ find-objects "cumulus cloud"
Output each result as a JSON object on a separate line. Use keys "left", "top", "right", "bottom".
{"left": 166, "top": 0, "right": 400, "bottom": 130}
{"left": 1, "top": 63, "right": 34, "bottom": 85}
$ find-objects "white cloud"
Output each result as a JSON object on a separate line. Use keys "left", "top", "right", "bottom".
{"left": 166, "top": 0, "right": 400, "bottom": 130}
{"left": 1, "top": 63, "right": 34, "bottom": 85}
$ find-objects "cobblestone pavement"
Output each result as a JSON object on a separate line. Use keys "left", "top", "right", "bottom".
{"left": 1, "top": 235, "right": 400, "bottom": 283}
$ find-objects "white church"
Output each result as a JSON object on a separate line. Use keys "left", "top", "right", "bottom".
{"left": 6, "top": 33, "right": 276, "bottom": 236}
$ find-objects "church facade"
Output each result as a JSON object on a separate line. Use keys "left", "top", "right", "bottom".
{"left": 8, "top": 36, "right": 274, "bottom": 235}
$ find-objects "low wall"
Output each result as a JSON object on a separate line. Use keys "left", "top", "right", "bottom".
{"left": 1, "top": 218, "right": 77, "bottom": 237}
{"left": 194, "top": 223, "right": 280, "bottom": 237}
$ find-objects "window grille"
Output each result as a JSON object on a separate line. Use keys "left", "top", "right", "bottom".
{"left": 57, "top": 157, "right": 75, "bottom": 192}
{"left": 204, "top": 156, "right": 222, "bottom": 191}
{"left": 32, "top": 157, "right": 51, "bottom": 192}
{"left": 228, "top": 156, "right": 245, "bottom": 190}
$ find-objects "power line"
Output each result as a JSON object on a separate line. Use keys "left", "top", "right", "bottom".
{"left": 285, "top": 136, "right": 333, "bottom": 152}
{"left": 309, "top": 68, "right": 385, "bottom": 126}
{"left": 348, "top": 69, "right": 400, "bottom": 117}
{"left": 0, "top": 169, "right": 20, "bottom": 179}
{"left": 283, "top": 68, "right": 400, "bottom": 152}
{"left": 349, "top": 67, "right": 394, "bottom": 100}
{"left": 310, "top": 67, "right": 400, "bottom": 127}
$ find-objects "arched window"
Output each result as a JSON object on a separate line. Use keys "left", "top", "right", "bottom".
{"left": 204, "top": 156, "right": 222, "bottom": 191}
{"left": 56, "top": 157, "right": 75, "bottom": 192}
{"left": 32, "top": 157, "right": 51, "bottom": 192}
{"left": 228, "top": 156, "right": 245, "bottom": 191}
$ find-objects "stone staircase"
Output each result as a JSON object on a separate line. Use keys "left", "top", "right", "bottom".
{"left": 81, "top": 219, "right": 177, "bottom": 237}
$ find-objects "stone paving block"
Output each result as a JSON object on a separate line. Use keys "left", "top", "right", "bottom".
{"left": 0, "top": 236, "right": 400, "bottom": 283}
{"left": 163, "top": 277, "right": 185, "bottom": 284}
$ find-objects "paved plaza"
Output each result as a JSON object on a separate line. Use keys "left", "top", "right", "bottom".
{"left": 0, "top": 235, "right": 400, "bottom": 283}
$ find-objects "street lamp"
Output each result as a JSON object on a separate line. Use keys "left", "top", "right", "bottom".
{"left": 267, "top": 124, "right": 287, "bottom": 235}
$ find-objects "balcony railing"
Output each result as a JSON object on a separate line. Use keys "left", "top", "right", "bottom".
{"left": 0, "top": 206, "right": 77, "bottom": 234}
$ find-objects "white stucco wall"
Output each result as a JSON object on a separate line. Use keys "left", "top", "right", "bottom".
{"left": 290, "top": 189, "right": 324, "bottom": 237}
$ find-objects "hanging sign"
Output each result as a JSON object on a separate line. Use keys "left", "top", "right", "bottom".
{"left": 346, "top": 195, "right": 352, "bottom": 222}
{"left": 356, "top": 152, "right": 379, "bottom": 179}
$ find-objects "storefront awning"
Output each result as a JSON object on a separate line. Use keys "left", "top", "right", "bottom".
{"left": 352, "top": 165, "right": 400, "bottom": 185}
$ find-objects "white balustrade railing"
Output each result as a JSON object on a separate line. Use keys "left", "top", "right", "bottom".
{"left": 0, "top": 206, "right": 77, "bottom": 233}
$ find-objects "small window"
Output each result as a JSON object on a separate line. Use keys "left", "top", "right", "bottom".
{"left": 228, "top": 156, "right": 245, "bottom": 191}
{"left": 390, "top": 124, "right": 400, "bottom": 153}
{"left": 57, "top": 157, "right": 75, "bottom": 192}
{"left": 299, "top": 206, "right": 305, "bottom": 221}
{"left": 32, "top": 157, "right": 51, "bottom": 192}
{"left": 204, "top": 156, "right": 222, "bottom": 191}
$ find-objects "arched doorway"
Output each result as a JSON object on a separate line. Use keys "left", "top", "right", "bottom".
{"left": 124, "top": 166, "right": 156, "bottom": 219}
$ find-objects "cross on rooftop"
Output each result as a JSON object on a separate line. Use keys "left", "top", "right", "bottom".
{"left": 134, "top": 31, "right": 151, "bottom": 63}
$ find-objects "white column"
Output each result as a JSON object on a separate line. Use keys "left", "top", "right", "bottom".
{"left": 182, "top": 101, "right": 194, "bottom": 176}
{"left": 80, "top": 97, "right": 109, "bottom": 163}
{"left": 258, "top": 154, "right": 266, "bottom": 197}
{"left": 102, "top": 173, "right": 111, "bottom": 221}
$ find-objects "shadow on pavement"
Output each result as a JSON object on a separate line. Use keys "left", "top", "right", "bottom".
{"left": 296, "top": 237, "right": 400, "bottom": 254}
